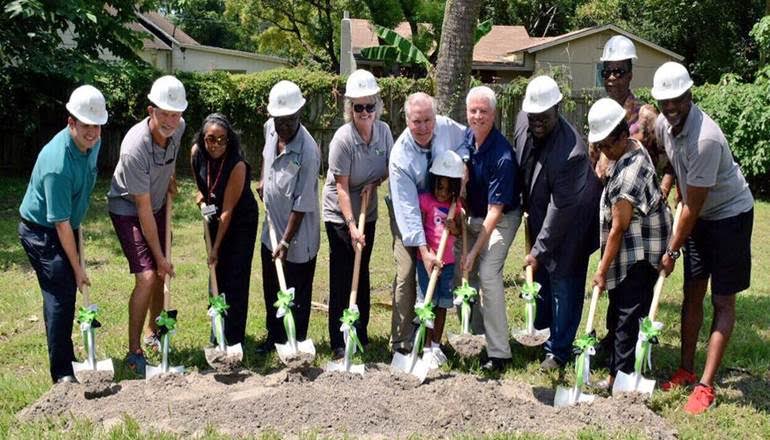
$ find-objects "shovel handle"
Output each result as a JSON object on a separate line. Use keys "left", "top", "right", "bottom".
{"left": 647, "top": 271, "right": 666, "bottom": 322}
{"left": 200, "top": 208, "right": 220, "bottom": 298}
{"left": 585, "top": 285, "right": 601, "bottom": 334}
{"left": 423, "top": 201, "right": 457, "bottom": 305}
{"left": 77, "top": 227, "right": 91, "bottom": 306}
{"left": 525, "top": 264, "right": 534, "bottom": 285}
{"left": 163, "top": 198, "right": 173, "bottom": 310}
{"left": 523, "top": 212, "right": 531, "bottom": 254}
{"left": 461, "top": 211, "right": 469, "bottom": 281}
{"left": 349, "top": 194, "right": 369, "bottom": 308}
{"left": 266, "top": 210, "right": 288, "bottom": 292}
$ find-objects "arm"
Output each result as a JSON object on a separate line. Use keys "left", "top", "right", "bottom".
{"left": 190, "top": 145, "right": 205, "bottom": 205}
{"left": 335, "top": 175, "right": 365, "bottom": 247}
{"left": 210, "top": 162, "right": 246, "bottom": 265}
{"left": 274, "top": 139, "right": 319, "bottom": 260}
{"left": 273, "top": 211, "right": 305, "bottom": 261}
{"left": 134, "top": 193, "right": 174, "bottom": 278}
{"left": 389, "top": 162, "right": 427, "bottom": 248}
{"left": 659, "top": 185, "right": 709, "bottom": 275}
{"left": 55, "top": 221, "right": 89, "bottom": 291}
{"left": 592, "top": 199, "right": 633, "bottom": 291}
{"left": 462, "top": 204, "right": 504, "bottom": 274}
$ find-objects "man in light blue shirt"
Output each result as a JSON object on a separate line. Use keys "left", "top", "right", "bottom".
{"left": 387, "top": 92, "right": 467, "bottom": 352}
{"left": 18, "top": 85, "right": 108, "bottom": 383}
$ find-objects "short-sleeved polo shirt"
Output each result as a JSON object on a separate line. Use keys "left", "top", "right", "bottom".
{"left": 465, "top": 126, "right": 519, "bottom": 218}
{"left": 322, "top": 120, "right": 393, "bottom": 223}
{"left": 107, "top": 117, "right": 186, "bottom": 216}
{"left": 19, "top": 128, "right": 100, "bottom": 229}
{"left": 656, "top": 105, "right": 753, "bottom": 220}
{"left": 261, "top": 119, "right": 321, "bottom": 264}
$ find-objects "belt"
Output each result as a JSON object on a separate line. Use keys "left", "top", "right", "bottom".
{"left": 20, "top": 218, "right": 55, "bottom": 231}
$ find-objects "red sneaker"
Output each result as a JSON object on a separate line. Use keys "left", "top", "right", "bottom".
{"left": 684, "top": 383, "right": 716, "bottom": 415}
{"left": 661, "top": 367, "right": 697, "bottom": 391}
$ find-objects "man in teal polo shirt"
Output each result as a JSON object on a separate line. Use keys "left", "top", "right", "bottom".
{"left": 18, "top": 85, "right": 108, "bottom": 383}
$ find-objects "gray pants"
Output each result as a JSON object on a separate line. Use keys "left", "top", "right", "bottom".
{"left": 465, "top": 209, "right": 521, "bottom": 359}
{"left": 387, "top": 197, "right": 417, "bottom": 351}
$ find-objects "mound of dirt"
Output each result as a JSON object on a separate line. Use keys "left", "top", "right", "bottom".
{"left": 18, "top": 365, "right": 676, "bottom": 438}
{"left": 204, "top": 347, "right": 243, "bottom": 372}
{"left": 447, "top": 333, "right": 486, "bottom": 358}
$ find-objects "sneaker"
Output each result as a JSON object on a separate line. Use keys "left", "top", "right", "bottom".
{"left": 144, "top": 332, "right": 161, "bottom": 352}
{"left": 125, "top": 349, "right": 147, "bottom": 378}
{"left": 481, "top": 357, "right": 509, "bottom": 372}
{"left": 540, "top": 354, "right": 562, "bottom": 371}
{"left": 661, "top": 367, "right": 697, "bottom": 391}
{"left": 683, "top": 383, "right": 716, "bottom": 415}
{"left": 431, "top": 344, "right": 448, "bottom": 366}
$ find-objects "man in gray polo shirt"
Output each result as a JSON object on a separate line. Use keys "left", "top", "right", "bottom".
{"left": 653, "top": 62, "right": 754, "bottom": 415}
{"left": 107, "top": 75, "right": 187, "bottom": 376}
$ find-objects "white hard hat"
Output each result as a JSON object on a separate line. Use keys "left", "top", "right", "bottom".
{"left": 651, "top": 62, "right": 693, "bottom": 100}
{"left": 148, "top": 75, "right": 188, "bottom": 112}
{"left": 345, "top": 69, "right": 380, "bottom": 98}
{"left": 267, "top": 80, "right": 306, "bottom": 117}
{"left": 66, "top": 85, "right": 108, "bottom": 125}
{"left": 600, "top": 35, "right": 637, "bottom": 62}
{"left": 430, "top": 150, "right": 464, "bottom": 179}
{"left": 588, "top": 98, "right": 626, "bottom": 143}
{"left": 522, "top": 75, "right": 563, "bottom": 114}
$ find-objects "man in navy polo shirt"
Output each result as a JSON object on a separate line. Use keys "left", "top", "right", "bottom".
{"left": 18, "top": 85, "right": 108, "bottom": 383}
{"left": 460, "top": 86, "right": 521, "bottom": 372}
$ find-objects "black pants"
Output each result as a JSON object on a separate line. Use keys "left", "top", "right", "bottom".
{"left": 607, "top": 261, "right": 657, "bottom": 376}
{"left": 208, "top": 219, "right": 258, "bottom": 345}
{"left": 325, "top": 221, "right": 375, "bottom": 351}
{"left": 18, "top": 221, "right": 80, "bottom": 382}
{"left": 260, "top": 244, "right": 316, "bottom": 343}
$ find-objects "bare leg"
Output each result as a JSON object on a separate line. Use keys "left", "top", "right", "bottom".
{"left": 129, "top": 271, "right": 159, "bottom": 352}
{"left": 145, "top": 279, "right": 164, "bottom": 337}
{"left": 700, "top": 294, "right": 736, "bottom": 386}
{"left": 680, "top": 279, "right": 708, "bottom": 372}
{"left": 433, "top": 308, "right": 447, "bottom": 345}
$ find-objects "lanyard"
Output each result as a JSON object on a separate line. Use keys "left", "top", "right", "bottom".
{"left": 206, "top": 158, "right": 225, "bottom": 203}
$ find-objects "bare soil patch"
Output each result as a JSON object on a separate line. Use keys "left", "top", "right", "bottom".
{"left": 18, "top": 365, "right": 676, "bottom": 438}
{"left": 447, "top": 333, "right": 486, "bottom": 358}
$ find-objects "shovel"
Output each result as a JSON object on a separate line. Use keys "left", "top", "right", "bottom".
{"left": 325, "top": 194, "right": 370, "bottom": 375}
{"left": 201, "top": 208, "right": 243, "bottom": 370}
{"left": 147, "top": 199, "right": 185, "bottom": 379}
{"left": 512, "top": 213, "right": 550, "bottom": 346}
{"left": 554, "top": 284, "right": 601, "bottom": 407}
{"left": 72, "top": 227, "right": 114, "bottom": 382}
{"left": 391, "top": 201, "right": 457, "bottom": 383}
{"left": 447, "top": 213, "right": 486, "bottom": 358}
{"left": 612, "top": 271, "right": 666, "bottom": 396}
{"left": 612, "top": 203, "right": 680, "bottom": 395}
{"left": 266, "top": 211, "right": 316, "bottom": 366}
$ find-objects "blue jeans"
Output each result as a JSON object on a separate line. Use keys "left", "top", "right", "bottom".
{"left": 19, "top": 221, "right": 78, "bottom": 382}
{"left": 533, "top": 267, "right": 588, "bottom": 364}
{"left": 417, "top": 262, "right": 455, "bottom": 309}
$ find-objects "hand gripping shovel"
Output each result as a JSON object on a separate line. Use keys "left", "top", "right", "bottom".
{"left": 512, "top": 213, "right": 549, "bottom": 346}
{"left": 391, "top": 201, "right": 457, "bottom": 383}
{"left": 266, "top": 211, "right": 316, "bottom": 366}
{"left": 554, "top": 285, "right": 600, "bottom": 407}
{"left": 146, "top": 200, "right": 185, "bottom": 379}
{"left": 612, "top": 271, "right": 666, "bottom": 396}
{"left": 201, "top": 209, "right": 243, "bottom": 370}
{"left": 325, "top": 194, "right": 369, "bottom": 375}
{"left": 447, "top": 213, "right": 486, "bottom": 358}
{"left": 72, "top": 228, "right": 114, "bottom": 382}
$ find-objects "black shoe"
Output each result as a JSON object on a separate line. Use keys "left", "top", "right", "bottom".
{"left": 393, "top": 346, "right": 411, "bottom": 356}
{"left": 482, "top": 357, "right": 509, "bottom": 372}
{"left": 255, "top": 340, "right": 275, "bottom": 354}
{"left": 331, "top": 347, "right": 345, "bottom": 360}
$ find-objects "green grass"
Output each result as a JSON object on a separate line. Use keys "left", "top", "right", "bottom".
{"left": 1, "top": 176, "right": 768, "bottom": 439}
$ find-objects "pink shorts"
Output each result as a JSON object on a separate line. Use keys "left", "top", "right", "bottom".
{"left": 110, "top": 206, "right": 167, "bottom": 274}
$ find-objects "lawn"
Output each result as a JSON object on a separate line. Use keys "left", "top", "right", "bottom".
{"left": 0, "top": 176, "right": 768, "bottom": 439}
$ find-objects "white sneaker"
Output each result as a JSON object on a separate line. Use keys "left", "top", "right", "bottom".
{"left": 421, "top": 346, "right": 439, "bottom": 369}
{"left": 431, "top": 344, "right": 448, "bottom": 366}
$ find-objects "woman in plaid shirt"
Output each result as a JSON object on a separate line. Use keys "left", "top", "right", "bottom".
{"left": 587, "top": 98, "right": 672, "bottom": 389}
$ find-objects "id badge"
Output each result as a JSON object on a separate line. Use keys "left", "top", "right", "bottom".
{"left": 201, "top": 203, "right": 218, "bottom": 218}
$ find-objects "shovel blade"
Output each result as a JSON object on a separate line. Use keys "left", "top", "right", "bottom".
{"left": 275, "top": 338, "right": 316, "bottom": 364}
{"left": 72, "top": 357, "right": 115, "bottom": 375}
{"left": 512, "top": 328, "right": 550, "bottom": 347}
{"left": 324, "top": 360, "right": 365, "bottom": 375}
{"left": 612, "top": 371, "right": 656, "bottom": 396}
{"left": 145, "top": 363, "right": 184, "bottom": 380}
{"left": 390, "top": 351, "right": 430, "bottom": 383}
{"left": 554, "top": 385, "right": 595, "bottom": 407}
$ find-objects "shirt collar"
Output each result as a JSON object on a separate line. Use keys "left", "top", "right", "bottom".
{"left": 668, "top": 103, "right": 699, "bottom": 139}
{"left": 350, "top": 121, "right": 380, "bottom": 147}
{"left": 466, "top": 126, "right": 498, "bottom": 154}
{"left": 64, "top": 128, "right": 92, "bottom": 158}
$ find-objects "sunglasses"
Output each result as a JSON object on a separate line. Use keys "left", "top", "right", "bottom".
{"left": 601, "top": 68, "right": 628, "bottom": 79}
{"left": 353, "top": 103, "right": 376, "bottom": 113}
{"left": 204, "top": 135, "right": 228, "bottom": 146}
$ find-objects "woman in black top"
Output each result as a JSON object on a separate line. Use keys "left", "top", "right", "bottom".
{"left": 191, "top": 113, "right": 258, "bottom": 345}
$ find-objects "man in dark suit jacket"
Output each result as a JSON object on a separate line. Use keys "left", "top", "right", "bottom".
{"left": 513, "top": 75, "right": 602, "bottom": 370}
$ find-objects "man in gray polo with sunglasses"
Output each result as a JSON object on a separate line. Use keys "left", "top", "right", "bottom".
{"left": 107, "top": 75, "right": 187, "bottom": 377}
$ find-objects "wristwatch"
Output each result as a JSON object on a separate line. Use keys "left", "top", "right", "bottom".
{"left": 279, "top": 239, "right": 291, "bottom": 250}
{"left": 666, "top": 247, "right": 681, "bottom": 260}
{"left": 345, "top": 217, "right": 356, "bottom": 226}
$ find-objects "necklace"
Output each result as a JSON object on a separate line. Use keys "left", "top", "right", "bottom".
{"left": 206, "top": 157, "right": 225, "bottom": 203}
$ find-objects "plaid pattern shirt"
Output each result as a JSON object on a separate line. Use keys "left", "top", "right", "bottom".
{"left": 600, "top": 143, "right": 672, "bottom": 290}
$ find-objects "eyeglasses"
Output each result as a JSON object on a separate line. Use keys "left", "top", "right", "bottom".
{"left": 204, "top": 135, "right": 228, "bottom": 146}
{"left": 152, "top": 140, "right": 177, "bottom": 167}
{"left": 353, "top": 103, "right": 376, "bottom": 113}
{"left": 601, "top": 68, "right": 628, "bottom": 79}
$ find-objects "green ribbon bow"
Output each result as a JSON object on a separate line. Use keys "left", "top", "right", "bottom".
{"left": 635, "top": 317, "right": 663, "bottom": 374}
{"left": 519, "top": 281, "right": 542, "bottom": 302}
{"left": 573, "top": 332, "right": 598, "bottom": 389}
{"left": 156, "top": 310, "right": 177, "bottom": 335}
{"left": 453, "top": 281, "right": 478, "bottom": 303}
{"left": 340, "top": 307, "right": 364, "bottom": 354}
{"left": 209, "top": 295, "right": 229, "bottom": 315}
{"left": 273, "top": 289, "right": 294, "bottom": 315}
{"left": 76, "top": 306, "right": 101, "bottom": 329}
{"left": 340, "top": 307, "right": 360, "bottom": 327}
{"left": 414, "top": 302, "right": 435, "bottom": 324}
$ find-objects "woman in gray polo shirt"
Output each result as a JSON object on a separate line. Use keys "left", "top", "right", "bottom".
{"left": 322, "top": 70, "right": 393, "bottom": 359}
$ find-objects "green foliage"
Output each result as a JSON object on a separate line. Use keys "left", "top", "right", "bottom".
{"left": 360, "top": 25, "right": 433, "bottom": 71}
{"left": 750, "top": 15, "right": 770, "bottom": 63}
{"left": 164, "top": 0, "right": 252, "bottom": 51}
{"left": 480, "top": 0, "right": 580, "bottom": 37}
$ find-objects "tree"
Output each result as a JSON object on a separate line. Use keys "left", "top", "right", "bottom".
{"left": 163, "top": 0, "right": 251, "bottom": 51}
{"left": 480, "top": 0, "right": 580, "bottom": 37}
{"left": 435, "top": 0, "right": 481, "bottom": 122}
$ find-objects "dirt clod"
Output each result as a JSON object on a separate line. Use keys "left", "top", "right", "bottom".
{"left": 204, "top": 347, "right": 242, "bottom": 372}
{"left": 448, "top": 333, "right": 486, "bottom": 358}
{"left": 512, "top": 331, "right": 550, "bottom": 347}
{"left": 280, "top": 352, "right": 315, "bottom": 370}
{"left": 18, "top": 367, "right": 677, "bottom": 438}
{"left": 76, "top": 371, "right": 117, "bottom": 399}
